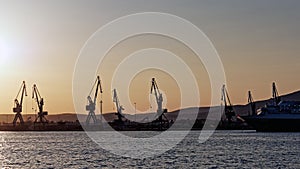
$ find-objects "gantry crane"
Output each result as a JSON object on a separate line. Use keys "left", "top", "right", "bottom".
{"left": 86, "top": 76, "right": 102, "bottom": 125}
{"left": 112, "top": 89, "right": 125, "bottom": 122}
{"left": 12, "top": 81, "right": 27, "bottom": 126}
{"left": 272, "top": 82, "right": 281, "bottom": 105}
{"left": 248, "top": 91, "right": 256, "bottom": 116}
{"left": 221, "top": 85, "right": 236, "bottom": 123}
{"left": 150, "top": 78, "right": 168, "bottom": 129}
{"left": 32, "top": 84, "right": 48, "bottom": 123}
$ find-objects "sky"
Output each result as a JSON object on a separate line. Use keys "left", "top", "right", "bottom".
{"left": 0, "top": 0, "right": 300, "bottom": 115}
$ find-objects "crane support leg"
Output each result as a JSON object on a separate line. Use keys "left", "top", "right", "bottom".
{"left": 13, "top": 113, "right": 24, "bottom": 126}
{"left": 86, "top": 111, "right": 97, "bottom": 124}
{"left": 34, "top": 112, "right": 48, "bottom": 123}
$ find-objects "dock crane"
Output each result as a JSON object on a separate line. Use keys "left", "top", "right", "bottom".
{"left": 12, "top": 81, "right": 27, "bottom": 126}
{"left": 86, "top": 76, "right": 102, "bottom": 125}
{"left": 150, "top": 78, "right": 169, "bottom": 129}
{"left": 221, "top": 85, "right": 236, "bottom": 123}
{"left": 32, "top": 84, "right": 48, "bottom": 123}
{"left": 112, "top": 89, "right": 125, "bottom": 122}
{"left": 248, "top": 91, "right": 256, "bottom": 116}
{"left": 272, "top": 82, "right": 281, "bottom": 105}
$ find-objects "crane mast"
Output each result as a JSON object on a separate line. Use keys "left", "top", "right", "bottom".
{"left": 113, "top": 89, "right": 124, "bottom": 122}
{"left": 12, "top": 81, "right": 27, "bottom": 125}
{"left": 32, "top": 84, "right": 48, "bottom": 123}
{"left": 272, "top": 82, "right": 281, "bottom": 105}
{"left": 248, "top": 91, "right": 256, "bottom": 116}
{"left": 151, "top": 78, "right": 163, "bottom": 115}
{"left": 86, "top": 76, "right": 102, "bottom": 125}
{"left": 221, "top": 85, "right": 236, "bottom": 123}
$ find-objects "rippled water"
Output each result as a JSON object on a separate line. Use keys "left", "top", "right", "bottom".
{"left": 0, "top": 131, "right": 299, "bottom": 168}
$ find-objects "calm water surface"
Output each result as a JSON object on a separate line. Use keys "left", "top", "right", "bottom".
{"left": 0, "top": 131, "right": 299, "bottom": 168}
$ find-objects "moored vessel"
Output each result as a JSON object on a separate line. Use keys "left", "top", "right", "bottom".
{"left": 244, "top": 83, "right": 300, "bottom": 132}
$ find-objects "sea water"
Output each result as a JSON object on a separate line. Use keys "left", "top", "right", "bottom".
{"left": 0, "top": 131, "right": 299, "bottom": 168}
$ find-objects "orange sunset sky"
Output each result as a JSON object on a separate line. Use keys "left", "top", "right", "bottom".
{"left": 1, "top": 0, "right": 300, "bottom": 115}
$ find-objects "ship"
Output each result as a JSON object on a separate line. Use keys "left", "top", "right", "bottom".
{"left": 244, "top": 101, "right": 300, "bottom": 132}
{"left": 244, "top": 83, "right": 300, "bottom": 132}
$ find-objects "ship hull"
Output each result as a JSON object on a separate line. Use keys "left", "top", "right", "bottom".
{"left": 244, "top": 116, "right": 300, "bottom": 132}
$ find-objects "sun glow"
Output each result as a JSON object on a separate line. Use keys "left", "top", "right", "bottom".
{"left": 0, "top": 39, "right": 11, "bottom": 65}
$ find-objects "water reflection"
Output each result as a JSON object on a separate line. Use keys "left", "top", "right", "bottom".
{"left": 0, "top": 131, "right": 298, "bottom": 168}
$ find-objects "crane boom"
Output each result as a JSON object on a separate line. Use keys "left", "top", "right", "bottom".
{"left": 151, "top": 78, "right": 163, "bottom": 115}
{"left": 113, "top": 89, "right": 124, "bottom": 122}
{"left": 86, "top": 76, "right": 102, "bottom": 124}
{"left": 12, "top": 81, "right": 27, "bottom": 125}
{"left": 32, "top": 85, "right": 41, "bottom": 109}
{"left": 32, "top": 84, "right": 48, "bottom": 123}
{"left": 19, "top": 81, "right": 27, "bottom": 106}
{"left": 93, "top": 76, "right": 102, "bottom": 103}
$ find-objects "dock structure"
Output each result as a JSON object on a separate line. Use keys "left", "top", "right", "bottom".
{"left": 112, "top": 88, "right": 125, "bottom": 123}
{"left": 32, "top": 84, "right": 48, "bottom": 123}
{"left": 150, "top": 78, "right": 169, "bottom": 130}
{"left": 221, "top": 85, "right": 236, "bottom": 123}
{"left": 12, "top": 81, "right": 27, "bottom": 126}
{"left": 86, "top": 76, "right": 103, "bottom": 125}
